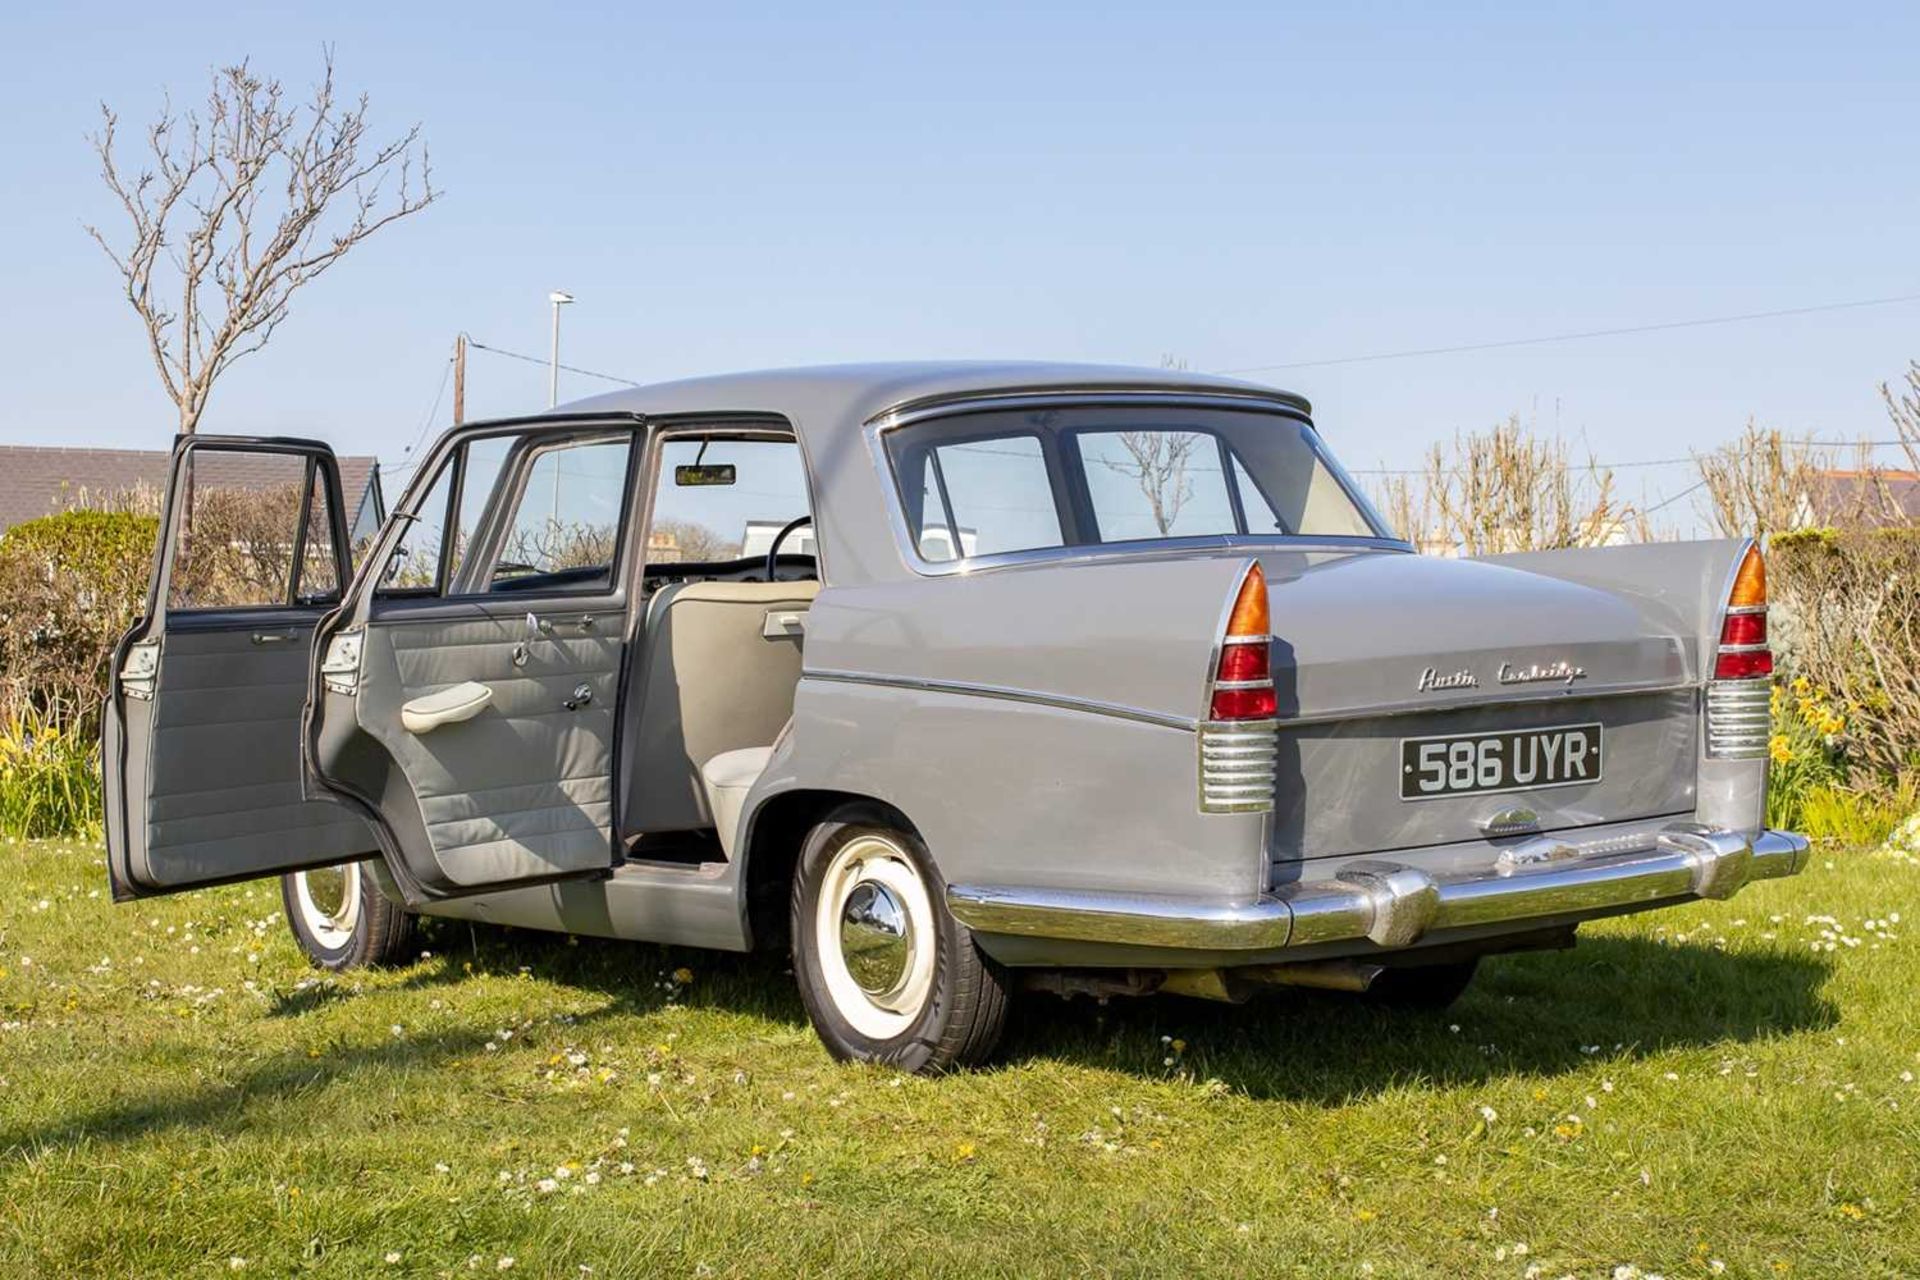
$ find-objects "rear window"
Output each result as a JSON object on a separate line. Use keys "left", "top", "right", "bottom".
{"left": 883, "top": 404, "right": 1382, "bottom": 564}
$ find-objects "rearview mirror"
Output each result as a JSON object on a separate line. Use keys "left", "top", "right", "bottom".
{"left": 675, "top": 464, "right": 736, "bottom": 487}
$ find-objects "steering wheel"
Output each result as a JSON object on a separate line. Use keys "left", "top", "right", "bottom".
{"left": 765, "top": 515, "right": 814, "bottom": 581}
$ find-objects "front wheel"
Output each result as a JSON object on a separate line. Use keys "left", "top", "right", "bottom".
{"left": 790, "top": 806, "right": 1011, "bottom": 1072}
{"left": 281, "top": 860, "right": 418, "bottom": 970}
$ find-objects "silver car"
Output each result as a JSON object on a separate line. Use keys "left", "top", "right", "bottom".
{"left": 103, "top": 362, "right": 1807, "bottom": 1071}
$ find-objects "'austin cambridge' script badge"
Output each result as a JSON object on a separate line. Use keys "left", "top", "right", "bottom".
{"left": 1416, "top": 666, "right": 1479, "bottom": 692}
{"left": 1497, "top": 659, "right": 1587, "bottom": 687}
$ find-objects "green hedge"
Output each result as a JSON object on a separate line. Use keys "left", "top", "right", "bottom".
{"left": 0, "top": 509, "right": 158, "bottom": 731}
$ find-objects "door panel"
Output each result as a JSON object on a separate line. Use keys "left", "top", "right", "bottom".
{"left": 351, "top": 610, "right": 623, "bottom": 889}
{"left": 106, "top": 437, "right": 378, "bottom": 900}
{"left": 303, "top": 419, "right": 641, "bottom": 902}
{"left": 123, "top": 622, "right": 374, "bottom": 888}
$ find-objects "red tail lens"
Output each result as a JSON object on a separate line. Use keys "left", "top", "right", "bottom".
{"left": 1715, "top": 647, "right": 1773, "bottom": 680}
{"left": 1720, "top": 610, "right": 1767, "bottom": 648}
{"left": 1215, "top": 642, "right": 1269, "bottom": 684}
{"left": 1211, "top": 683, "right": 1279, "bottom": 720}
{"left": 1713, "top": 545, "right": 1771, "bottom": 680}
{"left": 1210, "top": 565, "right": 1277, "bottom": 720}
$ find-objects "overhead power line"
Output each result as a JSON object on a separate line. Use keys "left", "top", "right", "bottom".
{"left": 1216, "top": 290, "right": 1920, "bottom": 375}
{"left": 465, "top": 337, "right": 642, "bottom": 387}
{"left": 1345, "top": 437, "right": 1911, "bottom": 476}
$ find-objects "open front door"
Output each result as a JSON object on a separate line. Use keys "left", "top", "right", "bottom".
{"left": 303, "top": 417, "right": 640, "bottom": 905}
{"left": 106, "top": 436, "right": 379, "bottom": 899}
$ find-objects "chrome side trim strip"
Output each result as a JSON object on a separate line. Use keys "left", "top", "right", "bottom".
{"left": 802, "top": 669, "right": 1196, "bottom": 732}
{"left": 947, "top": 826, "right": 1811, "bottom": 952}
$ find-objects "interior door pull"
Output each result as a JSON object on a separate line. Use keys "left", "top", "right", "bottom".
{"left": 251, "top": 631, "right": 297, "bottom": 645}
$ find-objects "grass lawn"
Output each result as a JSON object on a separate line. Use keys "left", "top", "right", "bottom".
{"left": 1, "top": 839, "right": 1917, "bottom": 1279}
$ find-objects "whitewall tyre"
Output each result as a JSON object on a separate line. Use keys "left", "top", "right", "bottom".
{"left": 281, "top": 860, "right": 418, "bottom": 970}
{"left": 791, "top": 805, "right": 1011, "bottom": 1072}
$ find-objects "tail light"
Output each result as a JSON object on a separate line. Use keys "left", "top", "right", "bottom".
{"left": 1713, "top": 546, "right": 1771, "bottom": 681}
{"left": 1200, "top": 563, "right": 1278, "bottom": 813}
{"left": 1209, "top": 564, "right": 1277, "bottom": 721}
{"left": 1705, "top": 544, "right": 1771, "bottom": 760}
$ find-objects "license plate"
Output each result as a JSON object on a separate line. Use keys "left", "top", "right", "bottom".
{"left": 1400, "top": 723, "right": 1603, "bottom": 800}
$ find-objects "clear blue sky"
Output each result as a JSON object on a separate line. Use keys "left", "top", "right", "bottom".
{"left": 2, "top": 1, "right": 1916, "bottom": 525}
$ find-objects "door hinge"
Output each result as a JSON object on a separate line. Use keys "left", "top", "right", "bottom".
{"left": 119, "top": 639, "right": 160, "bottom": 701}
{"left": 320, "top": 628, "right": 365, "bottom": 695}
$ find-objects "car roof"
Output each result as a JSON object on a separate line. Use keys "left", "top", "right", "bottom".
{"left": 556, "top": 360, "right": 1310, "bottom": 427}
{"left": 549, "top": 361, "right": 1314, "bottom": 587}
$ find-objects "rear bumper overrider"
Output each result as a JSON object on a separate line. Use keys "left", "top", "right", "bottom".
{"left": 945, "top": 823, "right": 1811, "bottom": 953}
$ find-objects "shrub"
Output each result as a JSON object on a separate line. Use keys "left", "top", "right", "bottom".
{"left": 0, "top": 509, "right": 157, "bottom": 736}
{"left": 1770, "top": 527, "right": 1920, "bottom": 782}
{"left": 0, "top": 709, "right": 101, "bottom": 839}
{"left": 1796, "top": 777, "right": 1919, "bottom": 848}
{"left": 1766, "top": 678, "right": 1852, "bottom": 830}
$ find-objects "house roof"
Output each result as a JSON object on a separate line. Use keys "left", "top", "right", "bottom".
{"left": 1805, "top": 468, "right": 1920, "bottom": 528}
{"left": 0, "top": 445, "right": 382, "bottom": 534}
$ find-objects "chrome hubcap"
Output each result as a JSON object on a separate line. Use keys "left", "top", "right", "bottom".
{"left": 814, "top": 834, "right": 937, "bottom": 1040}
{"left": 292, "top": 861, "right": 362, "bottom": 950}
{"left": 839, "top": 880, "right": 912, "bottom": 997}
{"left": 303, "top": 866, "right": 350, "bottom": 919}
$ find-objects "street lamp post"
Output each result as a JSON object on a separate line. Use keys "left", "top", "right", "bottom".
{"left": 548, "top": 290, "right": 575, "bottom": 408}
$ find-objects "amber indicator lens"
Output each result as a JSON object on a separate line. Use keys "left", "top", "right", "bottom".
{"left": 1728, "top": 545, "right": 1767, "bottom": 607}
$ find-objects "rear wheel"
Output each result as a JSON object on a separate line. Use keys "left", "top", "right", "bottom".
{"left": 282, "top": 860, "right": 417, "bottom": 970}
{"left": 1363, "top": 958, "right": 1480, "bottom": 1010}
{"left": 790, "top": 805, "right": 1011, "bottom": 1072}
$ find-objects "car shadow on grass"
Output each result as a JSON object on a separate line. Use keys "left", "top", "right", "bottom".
{"left": 6, "top": 932, "right": 1834, "bottom": 1155}
{"left": 996, "top": 934, "right": 1839, "bottom": 1101}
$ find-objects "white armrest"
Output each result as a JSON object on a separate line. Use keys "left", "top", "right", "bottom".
{"left": 401, "top": 681, "right": 493, "bottom": 734}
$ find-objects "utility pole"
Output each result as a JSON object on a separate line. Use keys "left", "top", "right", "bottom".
{"left": 452, "top": 333, "right": 466, "bottom": 425}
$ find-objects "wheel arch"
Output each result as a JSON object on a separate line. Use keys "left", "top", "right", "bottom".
{"left": 739, "top": 787, "right": 916, "bottom": 952}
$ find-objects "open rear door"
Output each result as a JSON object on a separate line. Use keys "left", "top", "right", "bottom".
{"left": 302, "top": 417, "right": 640, "bottom": 906}
{"left": 105, "top": 436, "right": 379, "bottom": 899}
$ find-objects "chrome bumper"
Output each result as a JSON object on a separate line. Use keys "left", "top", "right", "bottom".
{"left": 946, "top": 824, "right": 1811, "bottom": 953}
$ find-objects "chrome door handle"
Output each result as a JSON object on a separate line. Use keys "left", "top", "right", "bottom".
{"left": 563, "top": 683, "right": 594, "bottom": 711}
{"left": 251, "top": 632, "right": 297, "bottom": 645}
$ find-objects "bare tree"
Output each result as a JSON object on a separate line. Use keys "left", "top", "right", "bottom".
{"left": 1104, "top": 431, "right": 1199, "bottom": 536}
{"left": 1388, "top": 415, "right": 1632, "bottom": 555}
{"left": 1872, "top": 361, "right": 1920, "bottom": 528}
{"left": 1694, "top": 420, "right": 1836, "bottom": 537}
{"left": 86, "top": 51, "right": 436, "bottom": 434}
{"left": 649, "top": 518, "right": 740, "bottom": 563}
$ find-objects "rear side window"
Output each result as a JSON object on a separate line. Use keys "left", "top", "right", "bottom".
{"left": 891, "top": 432, "right": 1065, "bottom": 562}
{"left": 486, "top": 437, "right": 631, "bottom": 590}
{"left": 169, "top": 450, "right": 340, "bottom": 609}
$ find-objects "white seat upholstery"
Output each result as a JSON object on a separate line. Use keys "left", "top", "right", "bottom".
{"left": 620, "top": 579, "right": 819, "bottom": 838}
{"left": 701, "top": 746, "right": 774, "bottom": 858}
